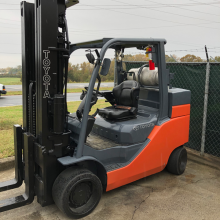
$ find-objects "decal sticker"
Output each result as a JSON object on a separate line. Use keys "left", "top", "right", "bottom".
{"left": 43, "top": 50, "right": 51, "bottom": 98}
{"left": 133, "top": 123, "right": 154, "bottom": 131}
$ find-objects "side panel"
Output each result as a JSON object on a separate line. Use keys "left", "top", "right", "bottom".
{"left": 106, "top": 115, "right": 190, "bottom": 191}
{"left": 171, "top": 104, "right": 190, "bottom": 119}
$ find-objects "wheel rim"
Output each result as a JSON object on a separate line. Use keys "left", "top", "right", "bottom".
{"left": 69, "top": 181, "right": 93, "bottom": 208}
{"left": 67, "top": 176, "right": 101, "bottom": 215}
{"left": 178, "top": 149, "right": 187, "bottom": 172}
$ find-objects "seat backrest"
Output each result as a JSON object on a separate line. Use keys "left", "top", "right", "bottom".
{"left": 113, "top": 80, "right": 140, "bottom": 107}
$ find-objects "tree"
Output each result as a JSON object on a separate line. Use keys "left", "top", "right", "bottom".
{"left": 123, "top": 54, "right": 148, "bottom": 62}
{"left": 165, "top": 54, "right": 179, "bottom": 62}
{"left": 180, "top": 54, "right": 203, "bottom": 62}
{"left": 214, "top": 56, "right": 220, "bottom": 62}
{"left": 210, "top": 56, "right": 220, "bottom": 62}
{"left": 68, "top": 62, "right": 74, "bottom": 82}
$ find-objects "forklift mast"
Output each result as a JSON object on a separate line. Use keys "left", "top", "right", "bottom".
{"left": 0, "top": 0, "right": 79, "bottom": 211}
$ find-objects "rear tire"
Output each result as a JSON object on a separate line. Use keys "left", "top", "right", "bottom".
{"left": 166, "top": 146, "right": 187, "bottom": 175}
{"left": 52, "top": 167, "right": 102, "bottom": 219}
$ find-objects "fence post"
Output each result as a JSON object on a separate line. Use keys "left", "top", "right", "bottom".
{"left": 114, "top": 50, "right": 117, "bottom": 87}
{"left": 200, "top": 62, "right": 210, "bottom": 156}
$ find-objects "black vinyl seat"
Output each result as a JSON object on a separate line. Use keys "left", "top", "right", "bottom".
{"left": 98, "top": 80, "right": 140, "bottom": 120}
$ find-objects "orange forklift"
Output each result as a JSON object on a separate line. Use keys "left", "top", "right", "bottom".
{"left": 0, "top": 0, "right": 190, "bottom": 219}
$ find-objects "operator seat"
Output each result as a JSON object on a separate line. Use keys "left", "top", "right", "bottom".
{"left": 98, "top": 80, "right": 140, "bottom": 120}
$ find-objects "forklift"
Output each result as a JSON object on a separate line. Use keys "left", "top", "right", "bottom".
{"left": 0, "top": 0, "right": 191, "bottom": 219}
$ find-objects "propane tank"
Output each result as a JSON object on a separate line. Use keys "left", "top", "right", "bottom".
{"left": 127, "top": 67, "right": 158, "bottom": 86}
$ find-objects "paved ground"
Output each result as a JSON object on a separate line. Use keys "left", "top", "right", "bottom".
{"left": 0, "top": 93, "right": 105, "bottom": 107}
{"left": 5, "top": 82, "right": 114, "bottom": 92}
{"left": 0, "top": 152, "right": 219, "bottom": 220}
{"left": 0, "top": 93, "right": 81, "bottom": 107}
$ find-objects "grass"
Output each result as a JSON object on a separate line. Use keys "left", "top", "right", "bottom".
{"left": 3, "top": 91, "right": 22, "bottom": 96}
{"left": 0, "top": 78, "right": 21, "bottom": 85}
{"left": 0, "top": 99, "right": 110, "bottom": 159}
{"left": 2, "top": 87, "right": 113, "bottom": 96}
{"left": 0, "top": 105, "right": 23, "bottom": 158}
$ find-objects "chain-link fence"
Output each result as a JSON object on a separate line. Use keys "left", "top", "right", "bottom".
{"left": 123, "top": 61, "right": 220, "bottom": 158}
{"left": 205, "top": 63, "right": 220, "bottom": 157}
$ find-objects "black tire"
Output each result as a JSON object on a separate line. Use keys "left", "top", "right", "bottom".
{"left": 52, "top": 167, "right": 102, "bottom": 219}
{"left": 166, "top": 146, "right": 187, "bottom": 175}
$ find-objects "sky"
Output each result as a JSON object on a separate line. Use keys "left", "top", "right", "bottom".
{"left": 0, "top": 0, "right": 219, "bottom": 68}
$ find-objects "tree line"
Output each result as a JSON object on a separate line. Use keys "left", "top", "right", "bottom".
{"left": 67, "top": 54, "right": 220, "bottom": 82}
{"left": 0, "top": 54, "right": 219, "bottom": 82}
{"left": 0, "top": 65, "right": 22, "bottom": 77}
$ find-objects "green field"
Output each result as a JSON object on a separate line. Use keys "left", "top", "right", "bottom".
{"left": 0, "top": 77, "right": 21, "bottom": 85}
{"left": 0, "top": 100, "right": 110, "bottom": 159}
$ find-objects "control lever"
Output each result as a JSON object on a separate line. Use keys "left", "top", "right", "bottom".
{"left": 80, "top": 90, "right": 86, "bottom": 100}
{"left": 76, "top": 74, "right": 101, "bottom": 120}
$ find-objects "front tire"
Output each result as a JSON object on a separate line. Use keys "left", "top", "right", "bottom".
{"left": 166, "top": 146, "right": 187, "bottom": 175}
{"left": 52, "top": 167, "right": 102, "bottom": 219}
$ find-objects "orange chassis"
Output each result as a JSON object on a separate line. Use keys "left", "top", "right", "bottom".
{"left": 106, "top": 104, "right": 190, "bottom": 191}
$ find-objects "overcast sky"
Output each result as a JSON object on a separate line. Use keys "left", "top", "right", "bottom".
{"left": 0, "top": 0, "right": 219, "bottom": 68}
